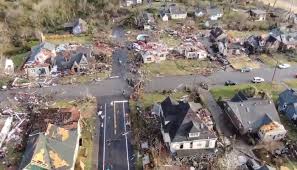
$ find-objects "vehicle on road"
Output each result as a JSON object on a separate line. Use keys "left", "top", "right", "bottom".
{"left": 278, "top": 63, "right": 290, "bottom": 69}
{"left": 240, "top": 67, "right": 252, "bottom": 72}
{"left": 225, "top": 80, "right": 237, "bottom": 86}
{"left": 252, "top": 77, "right": 265, "bottom": 83}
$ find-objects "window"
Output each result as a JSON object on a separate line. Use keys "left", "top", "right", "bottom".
{"left": 190, "top": 142, "right": 193, "bottom": 148}
{"left": 147, "top": 57, "right": 152, "bottom": 61}
{"left": 180, "top": 144, "right": 184, "bottom": 149}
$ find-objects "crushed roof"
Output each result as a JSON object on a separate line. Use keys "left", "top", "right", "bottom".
{"left": 259, "top": 121, "right": 285, "bottom": 133}
{"left": 19, "top": 123, "right": 79, "bottom": 170}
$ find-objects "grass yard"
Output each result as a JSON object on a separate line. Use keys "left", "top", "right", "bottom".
{"left": 142, "top": 59, "right": 217, "bottom": 77}
{"left": 228, "top": 56, "right": 260, "bottom": 70}
{"left": 160, "top": 35, "right": 181, "bottom": 48}
{"left": 227, "top": 30, "right": 266, "bottom": 39}
{"left": 10, "top": 52, "right": 29, "bottom": 69}
{"left": 280, "top": 115, "right": 297, "bottom": 141}
{"left": 130, "top": 91, "right": 188, "bottom": 111}
{"left": 0, "top": 76, "right": 14, "bottom": 87}
{"left": 259, "top": 53, "right": 297, "bottom": 68}
{"left": 284, "top": 80, "right": 297, "bottom": 88}
{"left": 210, "top": 82, "right": 285, "bottom": 101}
{"left": 59, "top": 72, "right": 110, "bottom": 85}
{"left": 45, "top": 35, "right": 92, "bottom": 44}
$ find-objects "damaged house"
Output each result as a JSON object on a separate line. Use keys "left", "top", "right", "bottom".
{"left": 20, "top": 107, "right": 81, "bottom": 170}
{"left": 157, "top": 97, "right": 217, "bottom": 157}
{"left": 244, "top": 35, "right": 265, "bottom": 54}
{"left": 53, "top": 53, "right": 90, "bottom": 74}
{"left": 64, "top": 18, "right": 88, "bottom": 35}
{"left": 266, "top": 31, "right": 297, "bottom": 51}
{"left": 137, "top": 42, "right": 168, "bottom": 64}
{"left": 19, "top": 123, "right": 81, "bottom": 170}
{"left": 24, "top": 42, "right": 56, "bottom": 77}
{"left": 177, "top": 42, "right": 208, "bottom": 59}
{"left": 136, "top": 12, "right": 155, "bottom": 30}
{"left": 223, "top": 92, "right": 286, "bottom": 143}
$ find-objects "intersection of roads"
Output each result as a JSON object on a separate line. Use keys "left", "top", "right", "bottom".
{"left": 1, "top": 27, "right": 297, "bottom": 170}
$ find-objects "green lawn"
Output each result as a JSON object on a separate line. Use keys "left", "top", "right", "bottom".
{"left": 280, "top": 115, "right": 297, "bottom": 141}
{"left": 258, "top": 54, "right": 277, "bottom": 67}
{"left": 227, "top": 30, "right": 266, "bottom": 39}
{"left": 130, "top": 91, "right": 188, "bottom": 111}
{"left": 259, "top": 53, "right": 297, "bottom": 68}
{"left": 0, "top": 76, "right": 14, "bottom": 87}
{"left": 160, "top": 35, "right": 181, "bottom": 48}
{"left": 284, "top": 80, "right": 297, "bottom": 88}
{"left": 59, "top": 72, "right": 110, "bottom": 85}
{"left": 142, "top": 59, "right": 217, "bottom": 78}
{"left": 210, "top": 83, "right": 285, "bottom": 101}
{"left": 45, "top": 35, "right": 92, "bottom": 44}
{"left": 10, "top": 52, "right": 29, "bottom": 69}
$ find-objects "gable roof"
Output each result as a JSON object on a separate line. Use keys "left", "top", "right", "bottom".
{"left": 19, "top": 123, "right": 79, "bottom": 170}
{"left": 207, "top": 7, "right": 222, "bottom": 16}
{"left": 169, "top": 5, "right": 187, "bottom": 15}
{"left": 55, "top": 53, "right": 88, "bottom": 71}
{"left": 160, "top": 97, "right": 216, "bottom": 142}
{"left": 27, "top": 42, "right": 56, "bottom": 64}
{"left": 226, "top": 95, "right": 280, "bottom": 132}
{"left": 279, "top": 89, "right": 297, "bottom": 104}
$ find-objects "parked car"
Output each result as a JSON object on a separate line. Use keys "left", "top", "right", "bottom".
{"left": 252, "top": 77, "right": 265, "bottom": 83}
{"left": 240, "top": 67, "right": 252, "bottom": 72}
{"left": 225, "top": 80, "right": 237, "bottom": 86}
{"left": 278, "top": 63, "right": 291, "bottom": 69}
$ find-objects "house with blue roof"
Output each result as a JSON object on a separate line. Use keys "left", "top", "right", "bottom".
{"left": 278, "top": 89, "right": 297, "bottom": 122}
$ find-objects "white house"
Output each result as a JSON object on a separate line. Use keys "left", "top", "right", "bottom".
{"left": 207, "top": 7, "right": 223, "bottom": 21}
{"left": 160, "top": 11, "right": 169, "bottom": 21}
{"left": 142, "top": 51, "right": 167, "bottom": 64}
{"left": 169, "top": 5, "right": 187, "bottom": 20}
{"left": 195, "top": 8, "right": 205, "bottom": 17}
{"left": 124, "top": 0, "right": 142, "bottom": 7}
{"left": 4, "top": 59, "right": 14, "bottom": 75}
{"left": 159, "top": 97, "right": 217, "bottom": 156}
{"left": 185, "top": 50, "right": 207, "bottom": 59}
{"left": 258, "top": 121, "right": 287, "bottom": 143}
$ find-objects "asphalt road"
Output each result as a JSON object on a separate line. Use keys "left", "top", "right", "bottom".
{"left": 1, "top": 67, "right": 297, "bottom": 102}
{"left": 145, "top": 67, "right": 297, "bottom": 92}
{"left": 97, "top": 96, "right": 134, "bottom": 170}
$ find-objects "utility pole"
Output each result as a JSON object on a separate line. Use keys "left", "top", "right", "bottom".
{"left": 271, "top": 59, "right": 278, "bottom": 87}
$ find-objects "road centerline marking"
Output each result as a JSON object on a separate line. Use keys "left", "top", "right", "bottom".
{"left": 103, "top": 103, "right": 107, "bottom": 170}
{"left": 122, "top": 102, "right": 130, "bottom": 170}
{"left": 114, "top": 102, "right": 117, "bottom": 135}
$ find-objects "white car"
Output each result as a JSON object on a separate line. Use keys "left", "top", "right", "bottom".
{"left": 252, "top": 77, "right": 265, "bottom": 83}
{"left": 278, "top": 63, "right": 291, "bottom": 69}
